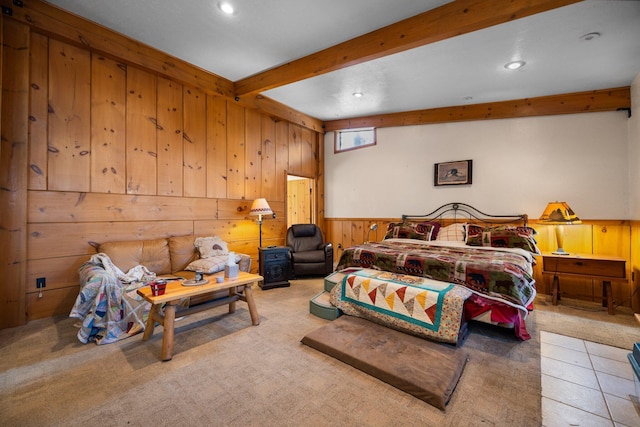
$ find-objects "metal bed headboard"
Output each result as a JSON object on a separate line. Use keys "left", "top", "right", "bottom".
{"left": 401, "top": 202, "right": 528, "bottom": 226}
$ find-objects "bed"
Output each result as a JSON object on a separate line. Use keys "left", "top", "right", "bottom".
{"left": 331, "top": 202, "right": 539, "bottom": 341}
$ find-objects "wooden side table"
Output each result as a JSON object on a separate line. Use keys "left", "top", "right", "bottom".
{"left": 258, "top": 246, "right": 291, "bottom": 290}
{"left": 541, "top": 253, "right": 626, "bottom": 315}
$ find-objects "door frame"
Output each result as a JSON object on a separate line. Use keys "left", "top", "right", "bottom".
{"left": 286, "top": 172, "right": 316, "bottom": 229}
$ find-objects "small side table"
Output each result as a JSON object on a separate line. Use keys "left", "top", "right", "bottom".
{"left": 541, "top": 252, "right": 626, "bottom": 315}
{"left": 258, "top": 246, "right": 291, "bottom": 290}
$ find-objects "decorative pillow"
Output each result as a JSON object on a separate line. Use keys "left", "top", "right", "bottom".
{"left": 435, "top": 223, "right": 467, "bottom": 242}
{"left": 466, "top": 225, "right": 540, "bottom": 254}
{"left": 426, "top": 221, "right": 441, "bottom": 240}
{"left": 384, "top": 222, "right": 436, "bottom": 241}
{"left": 194, "top": 236, "right": 229, "bottom": 259}
{"left": 185, "top": 253, "right": 241, "bottom": 274}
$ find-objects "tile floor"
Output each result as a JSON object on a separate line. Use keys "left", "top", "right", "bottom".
{"left": 541, "top": 331, "right": 640, "bottom": 426}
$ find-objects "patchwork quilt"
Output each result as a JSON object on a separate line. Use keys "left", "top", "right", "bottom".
{"left": 336, "top": 240, "right": 536, "bottom": 314}
{"left": 330, "top": 268, "right": 472, "bottom": 344}
{"left": 70, "top": 256, "right": 151, "bottom": 345}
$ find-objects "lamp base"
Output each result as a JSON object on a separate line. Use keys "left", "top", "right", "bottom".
{"left": 552, "top": 248, "right": 570, "bottom": 256}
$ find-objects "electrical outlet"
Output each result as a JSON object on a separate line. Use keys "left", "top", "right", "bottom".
{"left": 36, "top": 277, "right": 46, "bottom": 289}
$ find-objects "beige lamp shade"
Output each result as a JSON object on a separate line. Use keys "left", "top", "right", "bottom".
{"left": 250, "top": 198, "right": 272, "bottom": 247}
{"left": 539, "top": 201, "right": 581, "bottom": 255}
{"left": 250, "top": 198, "right": 273, "bottom": 217}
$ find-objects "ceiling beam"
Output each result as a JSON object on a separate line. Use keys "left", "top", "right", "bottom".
{"left": 322, "top": 87, "right": 631, "bottom": 131}
{"left": 234, "top": 0, "right": 582, "bottom": 98}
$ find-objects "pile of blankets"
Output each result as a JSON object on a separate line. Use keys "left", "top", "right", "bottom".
{"left": 69, "top": 253, "right": 156, "bottom": 345}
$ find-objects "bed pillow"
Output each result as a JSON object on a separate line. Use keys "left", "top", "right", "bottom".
{"left": 185, "top": 253, "right": 242, "bottom": 274}
{"left": 434, "top": 223, "right": 466, "bottom": 242}
{"left": 194, "top": 236, "right": 229, "bottom": 259}
{"left": 423, "top": 221, "right": 440, "bottom": 240}
{"left": 384, "top": 222, "right": 437, "bottom": 241}
{"left": 466, "top": 225, "right": 540, "bottom": 254}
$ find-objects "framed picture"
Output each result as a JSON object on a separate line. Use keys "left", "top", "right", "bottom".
{"left": 434, "top": 160, "right": 472, "bottom": 186}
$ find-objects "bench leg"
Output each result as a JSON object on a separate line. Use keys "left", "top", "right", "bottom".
{"left": 143, "top": 304, "right": 160, "bottom": 341}
{"left": 244, "top": 284, "right": 260, "bottom": 326}
{"left": 551, "top": 275, "right": 560, "bottom": 305}
{"left": 161, "top": 302, "right": 177, "bottom": 361}
{"left": 228, "top": 286, "right": 236, "bottom": 314}
{"left": 603, "top": 280, "right": 614, "bottom": 315}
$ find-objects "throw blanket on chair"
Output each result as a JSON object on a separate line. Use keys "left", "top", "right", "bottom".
{"left": 69, "top": 253, "right": 155, "bottom": 345}
{"left": 330, "top": 269, "right": 471, "bottom": 344}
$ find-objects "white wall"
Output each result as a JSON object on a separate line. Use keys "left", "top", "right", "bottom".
{"left": 325, "top": 111, "right": 630, "bottom": 220}
{"left": 629, "top": 73, "right": 640, "bottom": 220}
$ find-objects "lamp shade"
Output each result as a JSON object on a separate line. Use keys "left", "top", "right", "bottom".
{"left": 250, "top": 198, "right": 273, "bottom": 216}
{"left": 539, "top": 201, "right": 581, "bottom": 224}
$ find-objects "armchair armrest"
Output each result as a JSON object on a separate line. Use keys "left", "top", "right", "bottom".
{"left": 320, "top": 242, "right": 333, "bottom": 253}
{"left": 237, "top": 253, "right": 252, "bottom": 272}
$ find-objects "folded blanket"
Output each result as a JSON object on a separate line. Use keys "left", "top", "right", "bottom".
{"left": 330, "top": 269, "right": 471, "bottom": 344}
{"left": 90, "top": 252, "right": 157, "bottom": 283}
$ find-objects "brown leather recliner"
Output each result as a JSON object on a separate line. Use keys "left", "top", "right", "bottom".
{"left": 286, "top": 224, "right": 333, "bottom": 277}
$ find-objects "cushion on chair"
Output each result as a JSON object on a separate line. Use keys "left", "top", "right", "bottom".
{"left": 168, "top": 235, "right": 199, "bottom": 272}
{"left": 99, "top": 238, "right": 172, "bottom": 275}
{"left": 291, "top": 224, "right": 318, "bottom": 237}
{"left": 292, "top": 249, "right": 326, "bottom": 264}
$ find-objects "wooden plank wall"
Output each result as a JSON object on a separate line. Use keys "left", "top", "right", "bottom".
{"left": 1, "top": 18, "right": 30, "bottom": 327}
{"left": 326, "top": 218, "right": 639, "bottom": 312}
{"left": 0, "top": 17, "right": 321, "bottom": 327}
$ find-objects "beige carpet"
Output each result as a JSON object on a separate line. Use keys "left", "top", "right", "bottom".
{"left": 0, "top": 279, "right": 637, "bottom": 427}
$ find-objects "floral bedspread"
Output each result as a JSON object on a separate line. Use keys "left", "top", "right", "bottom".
{"left": 336, "top": 240, "right": 536, "bottom": 315}
{"left": 330, "top": 268, "right": 472, "bottom": 344}
{"left": 69, "top": 257, "right": 151, "bottom": 345}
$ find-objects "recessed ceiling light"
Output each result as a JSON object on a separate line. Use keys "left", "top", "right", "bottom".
{"left": 580, "top": 32, "right": 601, "bottom": 42}
{"left": 352, "top": 92, "right": 363, "bottom": 98}
{"left": 504, "top": 61, "right": 526, "bottom": 70}
{"left": 219, "top": 2, "right": 235, "bottom": 14}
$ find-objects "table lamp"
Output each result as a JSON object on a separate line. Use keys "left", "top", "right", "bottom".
{"left": 539, "top": 201, "right": 581, "bottom": 255}
{"left": 250, "top": 198, "right": 273, "bottom": 247}
{"left": 365, "top": 223, "right": 378, "bottom": 244}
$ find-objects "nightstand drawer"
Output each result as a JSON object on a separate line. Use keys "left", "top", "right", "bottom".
{"left": 263, "top": 249, "right": 289, "bottom": 261}
{"left": 543, "top": 257, "right": 625, "bottom": 279}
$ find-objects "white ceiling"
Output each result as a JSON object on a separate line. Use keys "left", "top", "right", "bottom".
{"left": 46, "top": 0, "right": 640, "bottom": 122}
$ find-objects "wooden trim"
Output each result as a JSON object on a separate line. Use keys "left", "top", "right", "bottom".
{"left": 240, "top": 94, "right": 323, "bottom": 133}
{"left": 323, "top": 87, "right": 631, "bottom": 131}
{"left": 235, "top": 0, "right": 582, "bottom": 96}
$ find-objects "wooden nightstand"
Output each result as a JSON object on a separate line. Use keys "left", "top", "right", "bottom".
{"left": 541, "top": 253, "right": 626, "bottom": 315}
{"left": 258, "top": 246, "right": 291, "bottom": 290}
